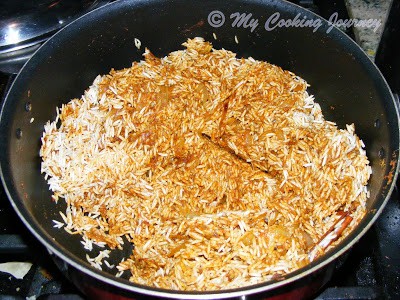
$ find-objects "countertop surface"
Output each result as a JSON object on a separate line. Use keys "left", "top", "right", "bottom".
{"left": 345, "top": 0, "right": 392, "bottom": 59}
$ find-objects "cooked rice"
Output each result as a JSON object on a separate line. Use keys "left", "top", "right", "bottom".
{"left": 40, "top": 37, "right": 371, "bottom": 290}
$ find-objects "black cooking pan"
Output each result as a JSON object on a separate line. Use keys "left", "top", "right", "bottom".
{"left": 0, "top": 0, "right": 399, "bottom": 299}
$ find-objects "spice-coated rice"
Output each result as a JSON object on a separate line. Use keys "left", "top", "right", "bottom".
{"left": 40, "top": 38, "right": 371, "bottom": 290}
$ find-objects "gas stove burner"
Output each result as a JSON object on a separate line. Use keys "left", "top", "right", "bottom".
{"left": 0, "top": 1, "right": 110, "bottom": 73}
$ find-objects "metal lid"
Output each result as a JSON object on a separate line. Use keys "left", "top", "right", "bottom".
{"left": 0, "top": 1, "right": 110, "bottom": 49}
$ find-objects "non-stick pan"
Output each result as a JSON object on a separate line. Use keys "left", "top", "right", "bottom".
{"left": 0, "top": 0, "right": 399, "bottom": 299}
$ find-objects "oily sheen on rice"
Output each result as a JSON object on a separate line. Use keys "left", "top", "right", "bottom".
{"left": 40, "top": 38, "right": 371, "bottom": 290}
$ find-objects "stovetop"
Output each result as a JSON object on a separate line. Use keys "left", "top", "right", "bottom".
{"left": 0, "top": 1, "right": 399, "bottom": 299}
